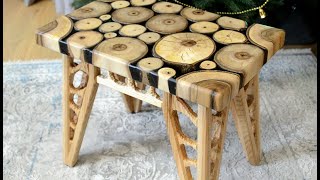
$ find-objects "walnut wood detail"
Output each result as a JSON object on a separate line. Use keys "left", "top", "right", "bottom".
{"left": 190, "top": 21, "right": 219, "bottom": 34}
{"left": 111, "top": 0, "right": 130, "bottom": 9}
{"left": 138, "top": 32, "right": 161, "bottom": 44}
{"left": 152, "top": 1, "right": 183, "bottom": 14}
{"left": 112, "top": 7, "right": 154, "bottom": 24}
{"left": 131, "top": 0, "right": 156, "bottom": 6}
{"left": 146, "top": 14, "right": 188, "bottom": 35}
{"left": 213, "top": 30, "right": 247, "bottom": 45}
{"left": 217, "top": 16, "right": 247, "bottom": 31}
{"left": 67, "top": 1, "right": 112, "bottom": 20}
{"left": 74, "top": 18, "right": 102, "bottom": 31}
{"left": 180, "top": 7, "right": 220, "bottom": 22}
{"left": 119, "top": 24, "right": 147, "bottom": 37}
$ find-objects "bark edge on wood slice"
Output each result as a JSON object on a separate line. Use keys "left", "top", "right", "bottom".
{"left": 92, "top": 37, "right": 148, "bottom": 78}
{"left": 180, "top": 7, "right": 220, "bottom": 22}
{"left": 152, "top": 2, "right": 183, "bottom": 14}
{"left": 217, "top": 16, "right": 247, "bottom": 31}
{"left": 131, "top": 0, "right": 156, "bottom": 6}
{"left": 74, "top": 18, "right": 102, "bottom": 31}
{"left": 119, "top": 24, "right": 147, "bottom": 37}
{"left": 214, "top": 44, "right": 264, "bottom": 85}
{"left": 67, "top": 1, "right": 112, "bottom": 20}
{"left": 189, "top": 21, "right": 219, "bottom": 34}
{"left": 213, "top": 30, "right": 247, "bottom": 45}
{"left": 112, "top": 7, "right": 154, "bottom": 24}
{"left": 247, "top": 24, "right": 285, "bottom": 61}
{"left": 146, "top": 14, "right": 188, "bottom": 34}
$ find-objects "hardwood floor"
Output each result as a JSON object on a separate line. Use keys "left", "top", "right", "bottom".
{"left": 4, "top": 0, "right": 61, "bottom": 61}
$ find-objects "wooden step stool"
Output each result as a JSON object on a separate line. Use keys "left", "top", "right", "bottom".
{"left": 36, "top": 1, "right": 285, "bottom": 179}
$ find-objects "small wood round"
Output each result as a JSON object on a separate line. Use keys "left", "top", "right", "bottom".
{"left": 99, "top": 14, "right": 111, "bottom": 21}
{"left": 189, "top": 21, "right": 219, "bottom": 34}
{"left": 74, "top": 18, "right": 102, "bottom": 31}
{"left": 152, "top": 2, "right": 183, "bottom": 14}
{"left": 137, "top": 57, "right": 164, "bottom": 71}
{"left": 158, "top": 67, "right": 176, "bottom": 78}
{"left": 154, "top": 32, "right": 216, "bottom": 67}
{"left": 217, "top": 16, "right": 247, "bottom": 31}
{"left": 146, "top": 14, "right": 188, "bottom": 34}
{"left": 199, "top": 60, "right": 217, "bottom": 70}
{"left": 104, "top": 32, "right": 117, "bottom": 39}
{"left": 131, "top": 0, "right": 156, "bottom": 6}
{"left": 112, "top": 7, "right": 154, "bottom": 24}
{"left": 111, "top": 0, "right": 130, "bottom": 9}
{"left": 180, "top": 7, "right": 220, "bottom": 22}
{"left": 119, "top": 24, "right": 146, "bottom": 37}
{"left": 99, "top": 22, "right": 122, "bottom": 33}
{"left": 213, "top": 30, "right": 247, "bottom": 45}
{"left": 68, "top": 1, "right": 112, "bottom": 20}
{"left": 157, "top": 67, "right": 176, "bottom": 92}
{"left": 138, "top": 32, "right": 161, "bottom": 44}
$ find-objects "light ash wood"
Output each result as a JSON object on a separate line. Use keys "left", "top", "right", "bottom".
{"left": 189, "top": 21, "right": 219, "bottom": 34}
{"left": 112, "top": 7, "right": 154, "bottom": 24}
{"left": 92, "top": 37, "right": 148, "bottom": 78}
{"left": 247, "top": 24, "right": 286, "bottom": 60}
{"left": 138, "top": 32, "right": 161, "bottom": 44}
{"left": 231, "top": 75, "right": 261, "bottom": 165}
{"left": 146, "top": 14, "right": 188, "bottom": 34}
{"left": 217, "top": 16, "right": 247, "bottom": 31}
{"left": 74, "top": 18, "right": 102, "bottom": 31}
{"left": 67, "top": 31, "right": 103, "bottom": 60}
{"left": 213, "top": 30, "right": 247, "bottom": 45}
{"left": 131, "top": 0, "right": 156, "bottom": 6}
{"left": 214, "top": 44, "right": 264, "bottom": 85}
{"left": 111, "top": 0, "right": 130, "bottom": 9}
{"left": 137, "top": 57, "right": 164, "bottom": 84}
{"left": 119, "top": 24, "right": 147, "bottom": 37}
{"left": 99, "top": 22, "right": 122, "bottom": 33}
{"left": 67, "top": 1, "right": 112, "bottom": 20}
{"left": 99, "top": 14, "right": 111, "bottom": 21}
{"left": 181, "top": 7, "right": 220, "bottom": 22}
{"left": 152, "top": 2, "right": 183, "bottom": 14}
{"left": 104, "top": 32, "right": 117, "bottom": 39}
{"left": 199, "top": 60, "right": 217, "bottom": 70}
{"left": 157, "top": 67, "right": 176, "bottom": 93}
{"left": 63, "top": 55, "right": 100, "bottom": 166}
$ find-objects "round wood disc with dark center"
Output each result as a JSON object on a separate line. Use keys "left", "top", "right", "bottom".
{"left": 216, "top": 16, "right": 247, "bottom": 31}
{"left": 152, "top": 1, "right": 183, "bottom": 14}
{"left": 154, "top": 33, "right": 216, "bottom": 66}
{"left": 111, "top": 0, "right": 130, "bottom": 9}
{"left": 199, "top": 60, "right": 217, "bottom": 70}
{"left": 104, "top": 32, "right": 117, "bottom": 39}
{"left": 67, "top": 1, "right": 112, "bottom": 20}
{"left": 131, "top": 0, "right": 156, "bottom": 6}
{"left": 180, "top": 7, "right": 220, "bottom": 22}
{"left": 99, "top": 22, "right": 122, "bottom": 33}
{"left": 138, "top": 32, "right": 161, "bottom": 44}
{"left": 112, "top": 7, "right": 154, "bottom": 24}
{"left": 99, "top": 14, "right": 111, "bottom": 21}
{"left": 213, "top": 30, "right": 247, "bottom": 45}
{"left": 146, "top": 14, "right": 188, "bottom": 34}
{"left": 189, "top": 21, "right": 219, "bottom": 34}
{"left": 74, "top": 18, "right": 102, "bottom": 31}
{"left": 119, "top": 24, "right": 146, "bottom": 37}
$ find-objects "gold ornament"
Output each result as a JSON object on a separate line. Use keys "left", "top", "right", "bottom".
{"left": 259, "top": 8, "right": 266, "bottom": 19}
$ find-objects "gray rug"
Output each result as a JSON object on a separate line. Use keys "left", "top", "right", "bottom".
{"left": 3, "top": 49, "right": 317, "bottom": 180}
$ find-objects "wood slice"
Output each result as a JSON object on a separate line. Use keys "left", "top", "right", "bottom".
{"left": 111, "top": 0, "right": 130, "bottom": 9}
{"left": 137, "top": 57, "right": 164, "bottom": 84}
{"left": 213, "top": 30, "right": 247, "bottom": 45}
{"left": 104, "top": 32, "right": 117, "bottom": 39}
{"left": 217, "top": 16, "right": 247, "bottom": 31}
{"left": 146, "top": 14, "right": 188, "bottom": 34}
{"left": 247, "top": 24, "right": 285, "bottom": 61}
{"left": 36, "top": 16, "right": 73, "bottom": 52}
{"left": 119, "top": 24, "right": 146, "bottom": 37}
{"left": 138, "top": 32, "right": 161, "bottom": 44}
{"left": 74, "top": 18, "right": 102, "bottom": 31}
{"left": 152, "top": 1, "right": 183, "bottom": 13}
{"left": 199, "top": 60, "right": 216, "bottom": 70}
{"left": 67, "top": 31, "right": 103, "bottom": 60}
{"left": 154, "top": 33, "right": 216, "bottom": 73}
{"left": 189, "top": 21, "right": 219, "bottom": 34}
{"left": 131, "top": 0, "right": 156, "bottom": 6}
{"left": 176, "top": 70, "right": 240, "bottom": 110}
{"left": 112, "top": 7, "right": 154, "bottom": 24}
{"left": 157, "top": 67, "right": 176, "bottom": 93}
{"left": 98, "top": 0, "right": 122, "bottom": 2}
{"left": 92, "top": 37, "right": 148, "bottom": 78}
{"left": 67, "top": 1, "right": 112, "bottom": 20}
{"left": 99, "top": 14, "right": 111, "bottom": 21}
{"left": 99, "top": 22, "right": 122, "bottom": 33}
{"left": 214, "top": 44, "right": 264, "bottom": 85}
{"left": 180, "top": 7, "right": 220, "bottom": 22}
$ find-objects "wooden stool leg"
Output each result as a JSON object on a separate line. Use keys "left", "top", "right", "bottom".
{"left": 231, "top": 74, "right": 261, "bottom": 165}
{"left": 162, "top": 93, "right": 229, "bottom": 180}
{"left": 63, "top": 55, "right": 100, "bottom": 167}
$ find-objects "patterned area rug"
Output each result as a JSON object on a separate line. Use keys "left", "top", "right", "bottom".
{"left": 3, "top": 49, "right": 317, "bottom": 180}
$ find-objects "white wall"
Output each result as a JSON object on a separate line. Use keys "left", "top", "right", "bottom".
{"left": 54, "top": 0, "right": 74, "bottom": 15}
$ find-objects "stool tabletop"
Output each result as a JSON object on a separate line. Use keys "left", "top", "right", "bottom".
{"left": 36, "top": 0, "right": 285, "bottom": 111}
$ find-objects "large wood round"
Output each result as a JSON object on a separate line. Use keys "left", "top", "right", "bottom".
{"left": 146, "top": 14, "right": 188, "bottom": 34}
{"left": 112, "top": 7, "right": 154, "bottom": 24}
{"left": 138, "top": 32, "right": 161, "bottom": 44}
{"left": 213, "top": 30, "right": 247, "bottom": 45}
{"left": 217, "top": 16, "right": 247, "bottom": 31}
{"left": 67, "top": 1, "right": 112, "bottom": 20}
{"left": 111, "top": 0, "right": 130, "bottom": 9}
{"left": 119, "top": 24, "right": 146, "bottom": 37}
{"left": 74, "top": 18, "right": 102, "bottom": 31}
{"left": 189, "top": 21, "right": 219, "bottom": 34}
{"left": 131, "top": 0, "right": 156, "bottom": 6}
{"left": 152, "top": 2, "right": 183, "bottom": 14}
{"left": 99, "top": 22, "right": 122, "bottom": 33}
{"left": 154, "top": 33, "right": 216, "bottom": 71}
{"left": 180, "top": 7, "right": 220, "bottom": 22}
